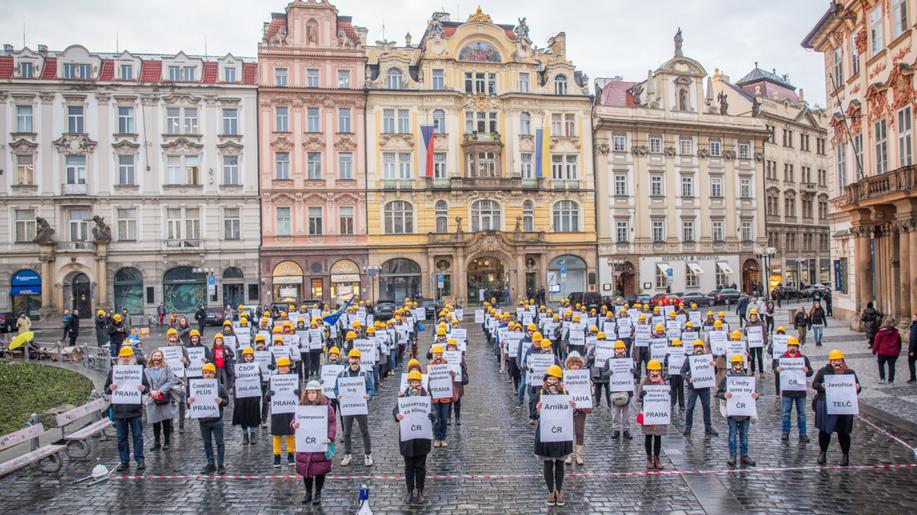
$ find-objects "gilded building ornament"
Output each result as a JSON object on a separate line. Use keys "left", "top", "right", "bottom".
{"left": 467, "top": 6, "right": 493, "bottom": 24}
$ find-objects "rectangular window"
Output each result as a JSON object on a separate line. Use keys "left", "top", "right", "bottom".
{"left": 551, "top": 113, "right": 563, "bottom": 135}
{"left": 14, "top": 209, "right": 36, "bottom": 242}
{"left": 712, "top": 221, "right": 724, "bottom": 242}
{"left": 551, "top": 155, "right": 564, "bottom": 180}
{"left": 117, "top": 155, "right": 135, "bottom": 185}
{"left": 652, "top": 220, "right": 665, "bottom": 242}
{"left": 223, "top": 67, "right": 236, "bottom": 82}
{"left": 276, "top": 207, "right": 291, "bottom": 236}
{"left": 69, "top": 208, "right": 90, "bottom": 241}
{"left": 183, "top": 108, "right": 199, "bottom": 134}
{"left": 741, "top": 221, "right": 753, "bottom": 242}
{"left": 16, "top": 154, "right": 34, "bottom": 185}
{"left": 870, "top": 4, "right": 884, "bottom": 56}
{"left": 710, "top": 176, "right": 722, "bottom": 197}
{"left": 519, "top": 72, "right": 530, "bottom": 92}
{"left": 565, "top": 155, "right": 578, "bottom": 180}
{"left": 433, "top": 152, "right": 447, "bottom": 179}
{"left": 833, "top": 47, "right": 843, "bottom": 84}
{"left": 564, "top": 114, "right": 576, "bottom": 137}
{"left": 520, "top": 153, "right": 533, "bottom": 179}
{"left": 334, "top": 152, "right": 353, "bottom": 179}
{"left": 681, "top": 175, "right": 694, "bottom": 198}
{"left": 854, "top": 133, "right": 864, "bottom": 179}
{"left": 398, "top": 152, "right": 412, "bottom": 179}
{"left": 851, "top": 36, "right": 860, "bottom": 75}
{"left": 894, "top": 0, "right": 909, "bottom": 38}
{"left": 307, "top": 152, "right": 322, "bottom": 180}
{"left": 488, "top": 73, "right": 496, "bottom": 95}
{"left": 15, "top": 105, "right": 33, "bottom": 133}
{"left": 275, "top": 152, "right": 290, "bottom": 180}
{"left": 836, "top": 142, "right": 847, "bottom": 195}
{"left": 615, "top": 221, "right": 629, "bottom": 243}
{"left": 307, "top": 69, "right": 320, "bottom": 88}
{"left": 738, "top": 142, "right": 750, "bottom": 159}
{"left": 275, "top": 106, "right": 289, "bottom": 132}
{"left": 222, "top": 155, "right": 240, "bottom": 185}
{"left": 612, "top": 134, "right": 626, "bottom": 152}
{"left": 117, "top": 208, "right": 137, "bottom": 241}
{"left": 686, "top": 264, "right": 699, "bottom": 288}
{"left": 679, "top": 138, "right": 693, "bottom": 155}
{"left": 875, "top": 119, "right": 888, "bottom": 174}
{"left": 682, "top": 220, "right": 695, "bottom": 242}
{"left": 614, "top": 174, "right": 627, "bottom": 196}
{"left": 117, "top": 106, "right": 134, "bottom": 134}
{"left": 308, "top": 207, "right": 323, "bottom": 235}
{"left": 274, "top": 67, "right": 288, "bottom": 86}
{"left": 183, "top": 66, "right": 196, "bottom": 81}
{"left": 650, "top": 175, "right": 663, "bottom": 196}
{"left": 520, "top": 114, "right": 531, "bottom": 135}
{"left": 65, "top": 155, "right": 86, "bottom": 184}
{"left": 184, "top": 155, "right": 200, "bottom": 185}
{"left": 223, "top": 208, "right": 240, "bottom": 240}
{"left": 383, "top": 152, "right": 396, "bottom": 179}
{"left": 168, "top": 65, "right": 181, "bottom": 81}
{"left": 740, "top": 178, "right": 751, "bottom": 198}
{"left": 165, "top": 156, "right": 181, "bottom": 184}
{"left": 383, "top": 109, "right": 395, "bottom": 134}
{"left": 166, "top": 107, "right": 181, "bottom": 134}
{"left": 337, "top": 108, "right": 351, "bottom": 132}
{"left": 307, "top": 107, "right": 321, "bottom": 132}
{"left": 337, "top": 69, "right": 351, "bottom": 88}
{"left": 431, "top": 69, "right": 445, "bottom": 90}
{"left": 222, "top": 108, "right": 238, "bottom": 135}
{"left": 67, "top": 106, "right": 84, "bottom": 133}
{"left": 899, "top": 106, "right": 913, "bottom": 166}
{"left": 709, "top": 139, "right": 721, "bottom": 157}
{"left": 339, "top": 206, "right": 354, "bottom": 235}
{"left": 649, "top": 136, "right": 662, "bottom": 154}
{"left": 19, "top": 61, "right": 33, "bottom": 78}
{"left": 397, "top": 109, "right": 410, "bottom": 133}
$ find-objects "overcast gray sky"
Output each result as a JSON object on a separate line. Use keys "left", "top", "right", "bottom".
{"left": 1, "top": 0, "right": 831, "bottom": 106}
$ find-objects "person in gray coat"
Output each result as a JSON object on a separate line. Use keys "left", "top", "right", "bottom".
{"left": 144, "top": 348, "right": 180, "bottom": 451}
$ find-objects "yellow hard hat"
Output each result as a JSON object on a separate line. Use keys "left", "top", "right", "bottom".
{"left": 222, "top": 320, "right": 232, "bottom": 327}
{"left": 112, "top": 314, "right": 122, "bottom": 322}
{"left": 96, "top": 309, "right": 105, "bottom": 316}
{"left": 190, "top": 329, "right": 201, "bottom": 337}
{"left": 545, "top": 365, "right": 563, "bottom": 379}
{"left": 346, "top": 331, "right": 357, "bottom": 340}
{"left": 572, "top": 314, "right": 581, "bottom": 322}
{"left": 614, "top": 340, "right": 626, "bottom": 350}
{"left": 685, "top": 321, "right": 693, "bottom": 328}
{"left": 653, "top": 306, "right": 661, "bottom": 313}
{"left": 241, "top": 346, "right": 254, "bottom": 355}
{"left": 647, "top": 359, "right": 662, "bottom": 371}
{"left": 730, "top": 330, "right": 742, "bottom": 340}
{"left": 202, "top": 363, "right": 216, "bottom": 374}
{"left": 540, "top": 339, "right": 553, "bottom": 348}
{"left": 532, "top": 332, "right": 543, "bottom": 342}
{"left": 526, "top": 323, "right": 537, "bottom": 331}
{"left": 255, "top": 334, "right": 266, "bottom": 342}
{"left": 638, "top": 315, "right": 647, "bottom": 321}
{"left": 329, "top": 346, "right": 341, "bottom": 356}
{"left": 597, "top": 332, "right": 606, "bottom": 339}
{"left": 671, "top": 338, "right": 683, "bottom": 347}
{"left": 668, "top": 311, "right": 677, "bottom": 319}
{"left": 447, "top": 338, "right": 457, "bottom": 347}
{"left": 828, "top": 349, "right": 845, "bottom": 360}
{"left": 276, "top": 356, "right": 292, "bottom": 367}
{"left": 273, "top": 335, "right": 284, "bottom": 343}
{"left": 730, "top": 354, "right": 744, "bottom": 363}
{"left": 714, "top": 320, "right": 724, "bottom": 328}
{"left": 749, "top": 309, "right": 758, "bottom": 316}
{"left": 690, "top": 303, "right": 698, "bottom": 309}
{"left": 407, "top": 370, "right": 423, "bottom": 382}
{"left": 776, "top": 326, "right": 786, "bottom": 334}
{"left": 407, "top": 358, "right": 421, "bottom": 369}
{"left": 706, "top": 311, "right": 714, "bottom": 316}
{"left": 118, "top": 346, "right": 134, "bottom": 357}
{"left": 366, "top": 327, "right": 376, "bottom": 335}
{"left": 166, "top": 328, "right": 179, "bottom": 337}
{"left": 431, "top": 344, "right": 444, "bottom": 354}
{"left": 348, "top": 349, "right": 361, "bottom": 358}
{"left": 437, "top": 327, "right": 446, "bottom": 336}
{"left": 718, "top": 311, "right": 726, "bottom": 317}
{"left": 655, "top": 324, "right": 664, "bottom": 332}
{"left": 214, "top": 333, "right": 224, "bottom": 340}
{"left": 692, "top": 339, "right": 706, "bottom": 348}
{"left": 271, "top": 326, "right": 282, "bottom": 334}
{"left": 786, "top": 336, "right": 800, "bottom": 346}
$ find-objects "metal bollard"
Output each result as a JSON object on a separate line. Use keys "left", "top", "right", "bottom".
{"left": 58, "top": 341, "right": 64, "bottom": 364}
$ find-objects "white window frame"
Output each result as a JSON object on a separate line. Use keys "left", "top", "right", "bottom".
{"left": 117, "top": 154, "right": 135, "bottom": 185}
{"left": 308, "top": 207, "right": 323, "bottom": 236}
{"left": 16, "top": 105, "right": 33, "bottom": 133}
{"left": 275, "top": 207, "right": 291, "bottom": 236}
{"left": 306, "top": 107, "right": 321, "bottom": 132}
{"left": 307, "top": 152, "right": 322, "bottom": 180}
{"left": 898, "top": 106, "right": 912, "bottom": 166}
{"left": 275, "top": 152, "right": 290, "bottom": 180}
{"left": 117, "top": 208, "right": 138, "bottom": 241}
{"left": 338, "top": 152, "right": 353, "bottom": 180}
{"left": 222, "top": 155, "right": 240, "bottom": 185}
{"left": 223, "top": 207, "right": 240, "bottom": 240}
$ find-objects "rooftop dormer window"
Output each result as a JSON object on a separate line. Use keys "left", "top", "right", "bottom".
{"left": 223, "top": 66, "right": 237, "bottom": 82}
{"left": 554, "top": 74, "right": 567, "bottom": 95}
{"left": 18, "top": 61, "right": 33, "bottom": 78}
{"left": 63, "top": 63, "right": 92, "bottom": 79}
{"left": 168, "top": 65, "right": 196, "bottom": 81}
{"left": 119, "top": 64, "right": 133, "bottom": 80}
{"left": 387, "top": 68, "right": 403, "bottom": 90}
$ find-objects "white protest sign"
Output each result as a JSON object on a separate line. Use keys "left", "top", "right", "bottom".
{"left": 563, "top": 369, "right": 592, "bottom": 410}
{"left": 270, "top": 345, "right": 291, "bottom": 361}
{"left": 603, "top": 321, "right": 616, "bottom": 336}
{"left": 189, "top": 378, "right": 220, "bottom": 419}
{"left": 689, "top": 311, "right": 702, "bottom": 325}
{"left": 594, "top": 340, "right": 614, "bottom": 368}
{"left": 772, "top": 334, "right": 788, "bottom": 359}
{"left": 186, "top": 347, "right": 207, "bottom": 378}
{"left": 320, "top": 364, "right": 345, "bottom": 398}
{"left": 427, "top": 364, "right": 453, "bottom": 400}
{"left": 254, "top": 350, "right": 272, "bottom": 377}
{"left": 451, "top": 328, "right": 467, "bottom": 342}
{"left": 234, "top": 362, "right": 262, "bottom": 398}
{"left": 568, "top": 330, "right": 585, "bottom": 347}
{"left": 400, "top": 372, "right": 430, "bottom": 392}
{"left": 161, "top": 346, "right": 186, "bottom": 378}
{"left": 294, "top": 405, "right": 328, "bottom": 452}
{"left": 667, "top": 345, "right": 686, "bottom": 375}
{"left": 337, "top": 376, "right": 369, "bottom": 416}
{"left": 539, "top": 394, "right": 574, "bottom": 443}
{"left": 528, "top": 354, "right": 556, "bottom": 386}
{"left": 236, "top": 332, "right": 251, "bottom": 348}
{"left": 746, "top": 326, "right": 764, "bottom": 348}
{"left": 505, "top": 332, "right": 523, "bottom": 357}
{"left": 617, "top": 318, "right": 633, "bottom": 337}
{"left": 634, "top": 325, "right": 651, "bottom": 347}
{"left": 112, "top": 365, "right": 143, "bottom": 405}
{"left": 353, "top": 339, "right": 377, "bottom": 365}
{"left": 642, "top": 384, "right": 670, "bottom": 425}
{"left": 727, "top": 339, "right": 746, "bottom": 359}
{"left": 608, "top": 358, "right": 634, "bottom": 392}
{"left": 444, "top": 350, "right": 463, "bottom": 382}
{"left": 650, "top": 338, "right": 668, "bottom": 361}
{"left": 688, "top": 354, "right": 716, "bottom": 389}
{"left": 474, "top": 309, "right": 485, "bottom": 323}
{"left": 824, "top": 374, "right": 859, "bottom": 415}
{"left": 398, "top": 396, "right": 433, "bottom": 441}
{"left": 726, "top": 376, "right": 757, "bottom": 417}
{"left": 455, "top": 308, "right": 464, "bottom": 320}
{"left": 708, "top": 331, "right": 728, "bottom": 355}
{"left": 309, "top": 329, "right": 324, "bottom": 351}
{"left": 779, "top": 357, "right": 807, "bottom": 392}
{"left": 223, "top": 335, "right": 238, "bottom": 352}
{"left": 270, "top": 374, "right": 299, "bottom": 414}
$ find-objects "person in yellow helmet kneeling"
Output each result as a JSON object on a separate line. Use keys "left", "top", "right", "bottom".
{"left": 534, "top": 364, "right": 575, "bottom": 507}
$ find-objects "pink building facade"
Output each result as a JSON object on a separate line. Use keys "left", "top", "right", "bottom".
{"left": 258, "top": 0, "right": 368, "bottom": 304}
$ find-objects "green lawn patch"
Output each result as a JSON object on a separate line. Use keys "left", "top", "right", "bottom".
{"left": 0, "top": 362, "right": 94, "bottom": 435}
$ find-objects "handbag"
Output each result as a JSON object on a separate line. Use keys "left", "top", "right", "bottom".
{"left": 324, "top": 441, "right": 336, "bottom": 460}
{"left": 152, "top": 391, "right": 171, "bottom": 405}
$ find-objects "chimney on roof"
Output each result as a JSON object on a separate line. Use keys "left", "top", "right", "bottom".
{"left": 38, "top": 44, "right": 47, "bottom": 55}
{"left": 799, "top": 88, "right": 806, "bottom": 103}
{"left": 3, "top": 44, "right": 12, "bottom": 54}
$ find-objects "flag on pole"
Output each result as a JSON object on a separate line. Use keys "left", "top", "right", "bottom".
{"left": 534, "top": 122, "right": 550, "bottom": 178}
{"left": 323, "top": 296, "right": 354, "bottom": 327}
{"left": 420, "top": 125, "right": 435, "bottom": 177}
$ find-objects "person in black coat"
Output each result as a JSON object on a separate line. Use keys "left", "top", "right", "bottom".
{"left": 534, "top": 365, "right": 574, "bottom": 507}
{"left": 860, "top": 302, "right": 882, "bottom": 348}
{"left": 66, "top": 309, "right": 80, "bottom": 347}
{"left": 195, "top": 305, "right": 207, "bottom": 334}
{"left": 105, "top": 346, "right": 150, "bottom": 471}
{"left": 107, "top": 314, "right": 128, "bottom": 358}
{"left": 813, "top": 350, "right": 861, "bottom": 466}
{"left": 95, "top": 310, "right": 110, "bottom": 349}
{"left": 393, "top": 371, "right": 436, "bottom": 505}
{"left": 908, "top": 314, "right": 917, "bottom": 383}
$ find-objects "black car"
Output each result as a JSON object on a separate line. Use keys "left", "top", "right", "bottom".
{"left": 801, "top": 284, "right": 831, "bottom": 299}
{"left": 373, "top": 300, "right": 397, "bottom": 321}
{"left": 709, "top": 288, "right": 742, "bottom": 305}
{"left": 622, "top": 294, "right": 652, "bottom": 306}
{"left": 778, "top": 286, "right": 802, "bottom": 301}
{"left": 679, "top": 292, "right": 716, "bottom": 307}
{"left": 567, "top": 292, "right": 603, "bottom": 312}
{"left": 0, "top": 311, "right": 14, "bottom": 332}
{"left": 204, "top": 307, "right": 226, "bottom": 326}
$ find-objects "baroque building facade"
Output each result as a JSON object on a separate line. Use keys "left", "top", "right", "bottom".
{"left": 594, "top": 32, "right": 768, "bottom": 297}
{"left": 804, "top": 0, "right": 917, "bottom": 323}
{"left": 363, "top": 8, "right": 597, "bottom": 304}
{"left": 712, "top": 66, "right": 832, "bottom": 289}
{"left": 258, "top": 0, "right": 369, "bottom": 305}
{"left": 0, "top": 44, "right": 260, "bottom": 318}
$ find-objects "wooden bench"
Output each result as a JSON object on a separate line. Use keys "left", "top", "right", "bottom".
{"left": 0, "top": 423, "right": 65, "bottom": 477}
{"left": 54, "top": 398, "right": 112, "bottom": 458}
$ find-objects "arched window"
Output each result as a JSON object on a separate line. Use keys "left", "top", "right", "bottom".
{"left": 432, "top": 109, "right": 446, "bottom": 134}
{"left": 522, "top": 200, "right": 535, "bottom": 232}
{"left": 387, "top": 68, "right": 403, "bottom": 90}
{"left": 435, "top": 200, "right": 449, "bottom": 233}
{"left": 553, "top": 200, "right": 579, "bottom": 232}
{"left": 471, "top": 199, "right": 501, "bottom": 232}
{"left": 520, "top": 112, "right": 531, "bottom": 135}
{"left": 678, "top": 87, "right": 689, "bottom": 111}
{"left": 384, "top": 200, "right": 413, "bottom": 234}
{"left": 554, "top": 74, "right": 567, "bottom": 95}
{"left": 379, "top": 258, "right": 422, "bottom": 301}
{"left": 163, "top": 266, "right": 206, "bottom": 313}
{"left": 114, "top": 267, "right": 144, "bottom": 314}
{"left": 222, "top": 267, "right": 244, "bottom": 279}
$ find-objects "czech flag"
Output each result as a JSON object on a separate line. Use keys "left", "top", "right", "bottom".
{"left": 420, "top": 125, "right": 435, "bottom": 177}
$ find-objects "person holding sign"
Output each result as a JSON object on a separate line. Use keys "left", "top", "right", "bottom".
{"left": 144, "top": 349, "right": 179, "bottom": 452}
{"left": 534, "top": 365, "right": 574, "bottom": 507}
{"left": 715, "top": 354, "right": 759, "bottom": 467}
{"left": 637, "top": 360, "right": 669, "bottom": 470}
{"left": 394, "top": 370, "right": 436, "bottom": 505}
{"left": 212, "top": 334, "right": 235, "bottom": 393}
{"left": 427, "top": 344, "right": 455, "bottom": 447}
{"left": 744, "top": 310, "right": 767, "bottom": 376}
{"left": 267, "top": 356, "right": 300, "bottom": 467}
{"left": 445, "top": 339, "right": 468, "bottom": 426}
{"left": 525, "top": 337, "right": 562, "bottom": 425}
{"left": 232, "top": 347, "right": 264, "bottom": 444}
{"left": 813, "top": 350, "right": 861, "bottom": 466}
{"left": 187, "top": 363, "right": 229, "bottom": 474}
{"left": 666, "top": 339, "right": 685, "bottom": 412}
{"left": 775, "top": 337, "right": 813, "bottom": 443}
{"left": 106, "top": 346, "right": 150, "bottom": 471}
{"left": 606, "top": 340, "right": 634, "bottom": 440}
{"left": 291, "top": 381, "right": 335, "bottom": 506}
{"left": 164, "top": 328, "right": 190, "bottom": 433}
{"left": 335, "top": 348, "right": 376, "bottom": 467}
{"left": 563, "top": 352, "right": 591, "bottom": 466}
{"left": 680, "top": 339, "right": 718, "bottom": 437}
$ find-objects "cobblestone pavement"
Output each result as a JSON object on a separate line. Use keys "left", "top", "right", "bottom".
{"left": 3, "top": 307, "right": 917, "bottom": 513}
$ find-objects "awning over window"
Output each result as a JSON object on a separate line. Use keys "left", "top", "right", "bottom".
{"left": 687, "top": 262, "right": 704, "bottom": 274}
{"left": 716, "top": 261, "right": 734, "bottom": 274}
{"left": 656, "top": 263, "right": 672, "bottom": 275}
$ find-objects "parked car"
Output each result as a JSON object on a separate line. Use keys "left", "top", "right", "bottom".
{"left": 622, "top": 294, "right": 652, "bottom": 306}
{"left": 651, "top": 293, "right": 685, "bottom": 307}
{"left": 0, "top": 311, "right": 14, "bottom": 332}
{"left": 801, "top": 284, "right": 831, "bottom": 299}
{"left": 778, "top": 286, "right": 802, "bottom": 301}
{"left": 567, "top": 292, "right": 603, "bottom": 312}
{"left": 680, "top": 292, "right": 716, "bottom": 307}
{"left": 373, "top": 300, "right": 397, "bottom": 321}
{"left": 709, "top": 288, "right": 743, "bottom": 305}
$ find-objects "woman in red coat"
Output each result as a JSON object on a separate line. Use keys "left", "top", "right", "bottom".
{"left": 872, "top": 317, "right": 902, "bottom": 385}
{"left": 292, "top": 380, "right": 336, "bottom": 505}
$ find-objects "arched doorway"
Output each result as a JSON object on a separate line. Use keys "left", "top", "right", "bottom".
{"left": 614, "top": 261, "right": 636, "bottom": 297}
{"left": 114, "top": 267, "right": 144, "bottom": 315}
{"left": 330, "top": 259, "right": 361, "bottom": 301}
{"left": 742, "top": 258, "right": 760, "bottom": 294}
{"left": 63, "top": 272, "right": 92, "bottom": 317}
{"left": 163, "top": 267, "right": 206, "bottom": 314}
{"left": 222, "top": 267, "right": 244, "bottom": 308}
{"left": 548, "top": 255, "right": 586, "bottom": 300}
{"left": 272, "top": 261, "right": 304, "bottom": 302}
{"left": 379, "top": 258, "right": 421, "bottom": 302}
{"left": 466, "top": 256, "right": 506, "bottom": 304}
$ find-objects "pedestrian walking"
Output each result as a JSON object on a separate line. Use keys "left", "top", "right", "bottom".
{"left": 195, "top": 305, "right": 207, "bottom": 335}
{"left": 873, "top": 317, "right": 902, "bottom": 385}
{"left": 809, "top": 301, "right": 828, "bottom": 347}
{"left": 908, "top": 314, "right": 917, "bottom": 384}
{"left": 157, "top": 303, "right": 166, "bottom": 325}
{"left": 794, "top": 307, "right": 810, "bottom": 346}
{"left": 66, "top": 309, "right": 80, "bottom": 347}
{"left": 534, "top": 365, "right": 574, "bottom": 507}
{"left": 736, "top": 296, "right": 749, "bottom": 328}
{"left": 187, "top": 363, "right": 229, "bottom": 474}
{"left": 178, "top": 317, "right": 192, "bottom": 346}
{"left": 717, "top": 354, "right": 759, "bottom": 467}
{"left": 813, "top": 350, "right": 861, "bottom": 466}
{"left": 292, "top": 380, "right": 335, "bottom": 505}
{"left": 144, "top": 349, "right": 179, "bottom": 452}
{"left": 95, "top": 309, "right": 109, "bottom": 352}
{"left": 637, "top": 359, "right": 668, "bottom": 470}
{"left": 775, "top": 337, "right": 812, "bottom": 442}
{"left": 105, "top": 346, "right": 149, "bottom": 471}
{"left": 861, "top": 302, "right": 882, "bottom": 349}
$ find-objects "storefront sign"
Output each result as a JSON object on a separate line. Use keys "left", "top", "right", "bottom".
{"left": 11, "top": 269, "right": 41, "bottom": 296}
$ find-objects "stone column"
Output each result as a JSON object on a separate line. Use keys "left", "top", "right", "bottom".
{"left": 855, "top": 226, "right": 873, "bottom": 310}
{"left": 95, "top": 242, "right": 109, "bottom": 308}
{"left": 898, "top": 223, "right": 911, "bottom": 321}
{"left": 454, "top": 246, "right": 466, "bottom": 305}
{"left": 911, "top": 218, "right": 917, "bottom": 319}
{"left": 39, "top": 252, "right": 54, "bottom": 316}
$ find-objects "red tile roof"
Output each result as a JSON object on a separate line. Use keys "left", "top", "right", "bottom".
{"left": 139, "top": 60, "right": 161, "bottom": 82}
{"left": 40, "top": 57, "right": 56, "bottom": 79}
{"left": 0, "top": 56, "right": 13, "bottom": 79}
{"left": 599, "top": 80, "right": 636, "bottom": 107}
{"left": 337, "top": 17, "right": 358, "bottom": 44}
{"left": 202, "top": 61, "right": 218, "bottom": 83}
{"left": 739, "top": 81, "right": 799, "bottom": 104}
{"left": 242, "top": 63, "right": 257, "bottom": 85}
{"left": 98, "top": 59, "right": 114, "bottom": 81}
{"left": 265, "top": 14, "right": 287, "bottom": 43}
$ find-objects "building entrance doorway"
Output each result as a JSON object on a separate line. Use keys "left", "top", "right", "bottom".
{"left": 467, "top": 256, "right": 506, "bottom": 304}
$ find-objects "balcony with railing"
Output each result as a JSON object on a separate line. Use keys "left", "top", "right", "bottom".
{"left": 844, "top": 164, "right": 917, "bottom": 206}
{"left": 57, "top": 240, "right": 95, "bottom": 251}
{"left": 161, "top": 239, "right": 201, "bottom": 251}
{"left": 462, "top": 131, "right": 502, "bottom": 145}
{"left": 61, "top": 183, "right": 88, "bottom": 195}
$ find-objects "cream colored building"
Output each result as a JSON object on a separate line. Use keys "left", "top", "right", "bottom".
{"left": 712, "top": 66, "right": 832, "bottom": 289}
{"left": 594, "top": 32, "right": 768, "bottom": 297}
